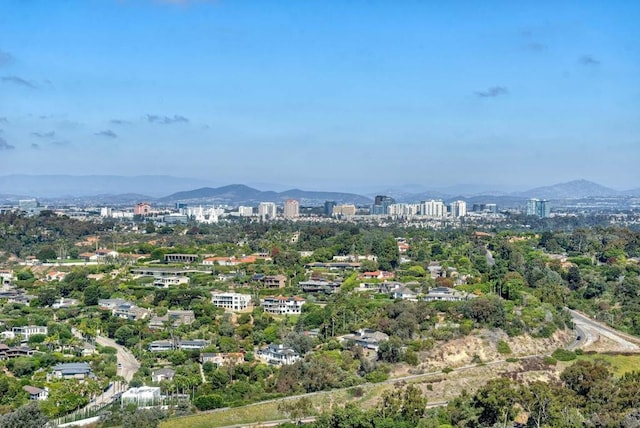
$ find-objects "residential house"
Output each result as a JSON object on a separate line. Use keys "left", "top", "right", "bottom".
{"left": 391, "top": 286, "right": 418, "bottom": 301}
{"left": 112, "top": 303, "right": 150, "bottom": 321}
{"left": 423, "top": 287, "right": 474, "bottom": 302}
{"left": 332, "top": 255, "right": 377, "bottom": 262}
{"left": 151, "top": 368, "right": 176, "bottom": 383}
{"left": 261, "top": 275, "right": 287, "bottom": 289}
{"left": 50, "top": 362, "right": 93, "bottom": 379}
{"left": 148, "top": 340, "right": 174, "bottom": 352}
{"left": 342, "top": 329, "right": 389, "bottom": 351}
{"left": 164, "top": 254, "right": 199, "bottom": 263}
{"left": 23, "top": 386, "right": 48, "bottom": 401}
{"left": 211, "top": 292, "right": 252, "bottom": 311}
{"left": 299, "top": 279, "right": 341, "bottom": 294}
{"left": 52, "top": 298, "right": 79, "bottom": 309}
{"left": 149, "top": 310, "right": 196, "bottom": 329}
{"left": 361, "top": 271, "right": 394, "bottom": 280}
{"left": 0, "top": 288, "right": 35, "bottom": 306}
{"left": 98, "top": 298, "right": 131, "bottom": 310}
{"left": 202, "top": 255, "right": 259, "bottom": 266}
{"left": 200, "top": 352, "right": 245, "bottom": 367}
{"left": 148, "top": 339, "right": 210, "bottom": 352}
{"left": 45, "top": 271, "right": 67, "bottom": 282}
{"left": 80, "top": 249, "right": 119, "bottom": 262}
{"left": 261, "top": 296, "right": 306, "bottom": 315}
{"left": 0, "top": 344, "right": 35, "bottom": 360}
{"left": 397, "top": 242, "right": 410, "bottom": 254}
{"left": 0, "top": 270, "right": 14, "bottom": 286}
{"left": 179, "top": 339, "right": 211, "bottom": 350}
{"left": 304, "top": 262, "right": 360, "bottom": 270}
{"left": 256, "top": 344, "right": 300, "bottom": 365}
{"left": 11, "top": 325, "right": 47, "bottom": 340}
{"left": 203, "top": 256, "right": 238, "bottom": 266}
{"left": 153, "top": 276, "right": 190, "bottom": 288}
{"left": 427, "top": 263, "right": 445, "bottom": 278}
{"left": 130, "top": 267, "right": 193, "bottom": 278}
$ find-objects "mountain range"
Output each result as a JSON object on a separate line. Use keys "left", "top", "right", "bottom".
{"left": 0, "top": 176, "right": 638, "bottom": 206}
{"left": 160, "top": 185, "right": 373, "bottom": 205}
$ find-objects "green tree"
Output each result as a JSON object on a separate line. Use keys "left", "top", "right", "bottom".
{"left": 0, "top": 402, "right": 49, "bottom": 428}
{"left": 83, "top": 284, "right": 101, "bottom": 306}
{"left": 377, "top": 337, "right": 404, "bottom": 363}
{"left": 472, "top": 378, "right": 518, "bottom": 427}
{"left": 560, "top": 360, "right": 611, "bottom": 397}
{"left": 121, "top": 408, "right": 166, "bottom": 428}
{"left": 36, "top": 247, "right": 57, "bottom": 261}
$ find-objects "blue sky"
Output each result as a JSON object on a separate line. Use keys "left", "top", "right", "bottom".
{"left": 0, "top": 0, "right": 639, "bottom": 192}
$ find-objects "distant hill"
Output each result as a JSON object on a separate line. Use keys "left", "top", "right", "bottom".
{"left": 515, "top": 179, "right": 619, "bottom": 199}
{"left": 621, "top": 188, "right": 640, "bottom": 197}
{"left": 161, "top": 184, "right": 372, "bottom": 205}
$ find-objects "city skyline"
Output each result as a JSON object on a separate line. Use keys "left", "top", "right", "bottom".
{"left": 1, "top": 1, "right": 639, "bottom": 190}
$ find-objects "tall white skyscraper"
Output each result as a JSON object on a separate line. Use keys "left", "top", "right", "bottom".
{"left": 258, "top": 202, "right": 277, "bottom": 220}
{"left": 420, "top": 200, "right": 446, "bottom": 217}
{"left": 449, "top": 200, "right": 467, "bottom": 218}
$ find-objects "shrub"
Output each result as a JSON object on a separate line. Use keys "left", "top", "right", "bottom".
{"left": 365, "top": 368, "right": 389, "bottom": 383}
{"left": 497, "top": 340, "right": 512, "bottom": 355}
{"left": 442, "top": 367, "right": 454, "bottom": 374}
{"left": 194, "top": 394, "right": 225, "bottom": 411}
{"left": 543, "top": 356, "right": 557, "bottom": 365}
{"left": 552, "top": 348, "right": 577, "bottom": 362}
{"left": 506, "top": 357, "right": 519, "bottom": 363}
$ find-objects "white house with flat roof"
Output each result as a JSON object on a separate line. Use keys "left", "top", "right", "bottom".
{"left": 211, "top": 292, "right": 252, "bottom": 311}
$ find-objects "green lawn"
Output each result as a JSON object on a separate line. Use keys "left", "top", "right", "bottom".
{"left": 574, "top": 353, "right": 640, "bottom": 377}
{"left": 161, "top": 401, "right": 285, "bottom": 428}
{"left": 160, "top": 388, "right": 359, "bottom": 428}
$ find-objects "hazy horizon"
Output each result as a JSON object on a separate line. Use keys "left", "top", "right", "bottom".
{"left": 1, "top": 1, "right": 639, "bottom": 189}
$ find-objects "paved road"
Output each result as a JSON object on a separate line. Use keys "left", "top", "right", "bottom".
{"left": 96, "top": 335, "right": 141, "bottom": 382}
{"left": 567, "top": 309, "right": 640, "bottom": 351}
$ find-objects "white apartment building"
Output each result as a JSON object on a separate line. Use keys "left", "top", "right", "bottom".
{"left": 211, "top": 292, "right": 252, "bottom": 311}
{"left": 449, "top": 200, "right": 467, "bottom": 218}
{"left": 261, "top": 296, "right": 306, "bottom": 315}
{"left": 420, "top": 200, "right": 446, "bottom": 217}
{"left": 388, "top": 203, "right": 420, "bottom": 217}
{"left": 258, "top": 202, "right": 277, "bottom": 220}
{"left": 238, "top": 206, "right": 254, "bottom": 217}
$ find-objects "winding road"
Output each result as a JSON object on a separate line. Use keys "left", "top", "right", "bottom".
{"left": 95, "top": 335, "right": 140, "bottom": 383}
{"left": 567, "top": 309, "right": 640, "bottom": 351}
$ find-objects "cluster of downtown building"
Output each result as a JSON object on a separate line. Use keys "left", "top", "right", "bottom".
{"left": 6, "top": 195, "right": 550, "bottom": 224}
{"left": 99, "top": 196, "right": 500, "bottom": 224}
